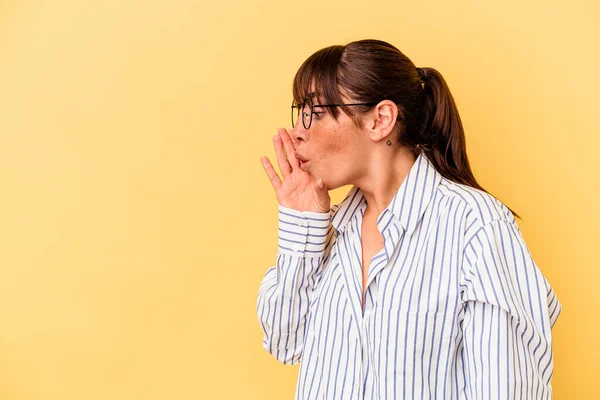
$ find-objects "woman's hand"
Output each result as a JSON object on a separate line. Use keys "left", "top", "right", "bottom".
{"left": 261, "top": 127, "right": 331, "bottom": 213}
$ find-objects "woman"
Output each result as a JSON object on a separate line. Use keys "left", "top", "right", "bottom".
{"left": 257, "top": 39, "right": 561, "bottom": 399}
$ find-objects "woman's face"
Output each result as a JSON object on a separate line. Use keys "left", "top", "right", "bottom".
{"left": 291, "top": 86, "right": 368, "bottom": 190}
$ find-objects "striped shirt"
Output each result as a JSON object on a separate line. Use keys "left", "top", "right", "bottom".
{"left": 256, "top": 152, "right": 562, "bottom": 399}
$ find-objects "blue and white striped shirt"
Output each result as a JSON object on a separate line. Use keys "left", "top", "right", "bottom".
{"left": 257, "top": 152, "right": 561, "bottom": 399}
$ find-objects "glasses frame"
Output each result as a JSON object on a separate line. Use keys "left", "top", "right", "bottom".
{"left": 291, "top": 97, "right": 401, "bottom": 130}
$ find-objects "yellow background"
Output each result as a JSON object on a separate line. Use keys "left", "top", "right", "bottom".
{"left": 0, "top": 0, "right": 597, "bottom": 398}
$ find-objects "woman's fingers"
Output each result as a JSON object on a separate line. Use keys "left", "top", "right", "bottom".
{"left": 278, "top": 127, "right": 299, "bottom": 170}
{"left": 261, "top": 156, "right": 282, "bottom": 191}
{"left": 273, "top": 134, "right": 292, "bottom": 178}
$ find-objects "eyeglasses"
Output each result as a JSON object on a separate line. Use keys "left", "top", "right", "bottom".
{"left": 291, "top": 97, "right": 382, "bottom": 130}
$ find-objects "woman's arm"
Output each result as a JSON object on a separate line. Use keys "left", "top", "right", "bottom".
{"left": 459, "top": 219, "right": 562, "bottom": 399}
{"left": 256, "top": 204, "right": 336, "bottom": 365}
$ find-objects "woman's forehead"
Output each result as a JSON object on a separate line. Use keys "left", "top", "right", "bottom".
{"left": 295, "top": 90, "right": 322, "bottom": 104}
{"left": 296, "top": 78, "right": 344, "bottom": 104}
{"left": 306, "top": 78, "right": 323, "bottom": 100}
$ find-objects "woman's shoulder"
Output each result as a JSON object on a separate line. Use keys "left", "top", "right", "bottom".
{"left": 436, "top": 177, "right": 517, "bottom": 229}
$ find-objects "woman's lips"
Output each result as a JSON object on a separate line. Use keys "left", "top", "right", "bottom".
{"left": 295, "top": 152, "right": 309, "bottom": 162}
{"left": 294, "top": 152, "right": 310, "bottom": 171}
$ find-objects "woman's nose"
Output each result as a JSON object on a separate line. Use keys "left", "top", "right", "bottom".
{"left": 291, "top": 127, "right": 306, "bottom": 145}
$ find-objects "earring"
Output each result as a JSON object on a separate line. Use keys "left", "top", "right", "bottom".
{"left": 386, "top": 140, "right": 392, "bottom": 146}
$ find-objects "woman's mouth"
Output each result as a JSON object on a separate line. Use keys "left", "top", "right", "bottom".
{"left": 299, "top": 160, "right": 309, "bottom": 171}
{"left": 295, "top": 152, "right": 310, "bottom": 171}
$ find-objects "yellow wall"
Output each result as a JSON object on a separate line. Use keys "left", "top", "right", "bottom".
{"left": 0, "top": 0, "right": 597, "bottom": 398}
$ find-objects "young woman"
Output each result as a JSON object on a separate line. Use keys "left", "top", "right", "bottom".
{"left": 257, "top": 39, "right": 561, "bottom": 399}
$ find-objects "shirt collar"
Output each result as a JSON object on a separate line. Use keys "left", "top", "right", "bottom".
{"left": 330, "top": 151, "right": 443, "bottom": 237}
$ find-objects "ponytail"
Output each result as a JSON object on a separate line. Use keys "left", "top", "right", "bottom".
{"left": 416, "top": 67, "right": 521, "bottom": 220}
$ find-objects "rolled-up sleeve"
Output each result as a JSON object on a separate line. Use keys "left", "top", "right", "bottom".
{"left": 459, "top": 219, "right": 562, "bottom": 399}
{"left": 256, "top": 204, "right": 335, "bottom": 365}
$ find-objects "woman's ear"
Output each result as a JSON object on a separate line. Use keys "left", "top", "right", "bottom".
{"left": 368, "top": 100, "right": 399, "bottom": 141}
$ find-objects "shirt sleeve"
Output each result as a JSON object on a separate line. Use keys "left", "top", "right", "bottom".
{"left": 256, "top": 204, "right": 336, "bottom": 365}
{"left": 458, "top": 219, "right": 562, "bottom": 399}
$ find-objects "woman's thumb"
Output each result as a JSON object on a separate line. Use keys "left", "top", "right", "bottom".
{"left": 317, "top": 177, "right": 325, "bottom": 190}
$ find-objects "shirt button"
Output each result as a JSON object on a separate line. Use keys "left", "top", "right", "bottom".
{"left": 293, "top": 244, "right": 303, "bottom": 252}
{"left": 296, "top": 220, "right": 305, "bottom": 227}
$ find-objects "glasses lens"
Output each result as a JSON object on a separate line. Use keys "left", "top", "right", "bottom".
{"left": 291, "top": 98, "right": 313, "bottom": 129}
{"left": 291, "top": 99, "right": 305, "bottom": 128}
{"left": 302, "top": 97, "right": 313, "bottom": 129}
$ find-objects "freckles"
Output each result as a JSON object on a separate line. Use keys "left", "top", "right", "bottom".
{"left": 331, "top": 130, "right": 352, "bottom": 153}
{"left": 322, "top": 135, "right": 342, "bottom": 157}
{"left": 314, "top": 118, "right": 351, "bottom": 159}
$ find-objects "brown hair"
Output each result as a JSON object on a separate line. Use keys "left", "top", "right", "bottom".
{"left": 292, "top": 39, "right": 521, "bottom": 220}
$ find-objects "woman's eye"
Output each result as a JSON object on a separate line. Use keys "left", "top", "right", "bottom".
{"left": 313, "top": 112, "right": 323, "bottom": 119}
